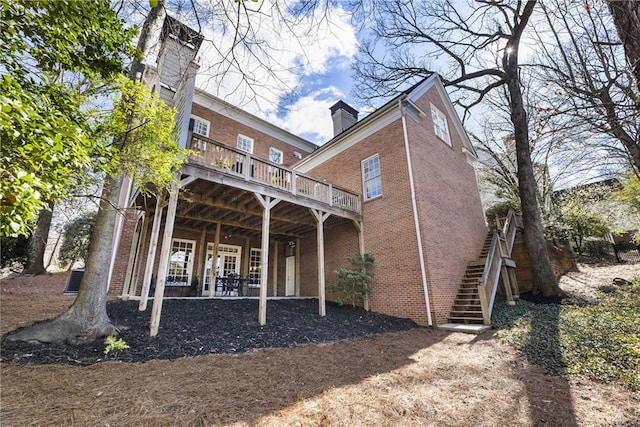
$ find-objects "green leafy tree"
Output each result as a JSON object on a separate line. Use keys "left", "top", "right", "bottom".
{"left": 556, "top": 185, "right": 612, "bottom": 253}
{"left": 328, "top": 254, "right": 375, "bottom": 307}
{"left": 0, "top": 0, "right": 137, "bottom": 238}
{"left": 58, "top": 212, "right": 97, "bottom": 270}
{"left": 4, "top": 1, "right": 185, "bottom": 344}
{"left": 613, "top": 174, "right": 640, "bottom": 242}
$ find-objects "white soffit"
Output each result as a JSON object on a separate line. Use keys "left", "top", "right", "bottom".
{"left": 192, "top": 90, "right": 317, "bottom": 154}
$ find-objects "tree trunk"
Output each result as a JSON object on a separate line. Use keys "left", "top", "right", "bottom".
{"left": 23, "top": 202, "right": 54, "bottom": 275}
{"left": 607, "top": 0, "right": 640, "bottom": 106}
{"left": 503, "top": 1, "right": 562, "bottom": 296}
{"left": 6, "top": 175, "right": 123, "bottom": 343}
{"left": 6, "top": 1, "right": 168, "bottom": 344}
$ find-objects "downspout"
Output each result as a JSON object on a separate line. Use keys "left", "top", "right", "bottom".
{"left": 399, "top": 99, "right": 433, "bottom": 326}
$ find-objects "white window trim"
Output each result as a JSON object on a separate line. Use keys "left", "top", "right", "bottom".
{"left": 190, "top": 115, "right": 210, "bottom": 137}
{"left": 249, "top": 248, "right": 262, "bottom": 288}
{"left": 167, "top": 238, "right": 196, "bottom": 287}
{"left": 361, "top": 153, "right": 383, "bottom": 201}
{"left": 269, "top": 147, "right": 283, "bottom": 164}
{"left": 430, "top": 103, "right": 451, "bottom": 146}
{"left": 237, "top": 134, "right": 254, "bottom": 153}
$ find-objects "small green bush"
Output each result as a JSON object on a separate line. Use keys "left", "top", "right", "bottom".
{"left": 327, "top": 254, "right": 374, "bottom": 307}
{"left": 104, "top": 336, "right": 130, "bottom": 355}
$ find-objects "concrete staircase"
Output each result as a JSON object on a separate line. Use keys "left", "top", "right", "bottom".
{"left": 446, "top": 232, "right": 493, "bottom": 326}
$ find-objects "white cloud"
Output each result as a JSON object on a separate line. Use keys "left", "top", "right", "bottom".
{"left": 267, "top": 86, "right": 346, "bottom": 144}
{"left": 183, "top": 1, "right": 357, "bottom": 137}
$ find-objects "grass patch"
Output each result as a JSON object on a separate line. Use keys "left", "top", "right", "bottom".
{"left": 492, "top": 276, "right": 640, "bottom": 390}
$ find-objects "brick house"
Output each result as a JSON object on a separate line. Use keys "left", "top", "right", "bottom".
{"left": 107, "top": 16, "right": 489, "bottom": 333}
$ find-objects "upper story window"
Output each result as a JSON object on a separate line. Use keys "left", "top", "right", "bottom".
{"left": 269, "top": 147, "right": 283, "bottom": 164}
{"left": 431, "top": 104, "right": 451, "bottom": 146}
{"left": 362, "top": 154, "right": 382, "bottom": 201}
{"left": 190, "top": 116, "right": 210, "bottom": 137}
{"left": 237, "top": 134, "right": 254, "bottom": 153}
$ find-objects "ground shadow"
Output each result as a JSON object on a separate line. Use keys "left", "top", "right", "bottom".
{"left": 490, "top": 296, "right": 579, "bottom": 426}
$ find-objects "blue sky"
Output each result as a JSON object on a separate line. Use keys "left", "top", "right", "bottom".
{"left": 177, "top": 1, "right": 363, "bottom": 145}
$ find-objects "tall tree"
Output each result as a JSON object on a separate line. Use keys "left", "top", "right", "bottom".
{"left": 534, "top": 0, "right": 640, "bottom": 174}
{"left": 22, "top": 202, "right": 53, "bottom": 275}
{"left": 5, "top": 0, "right": 183, "bottom": 344}
{"left": 0, "top": 0, "right": 137, "bottom": 238}
{"left": 607, "top": 0, "right": 640, "bottom": 102}
{"left": 353, "top": 0, "right": 561, "bottom": 295}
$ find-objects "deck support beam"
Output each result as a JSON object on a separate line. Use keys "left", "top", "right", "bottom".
{"left": 311, "top": 209, "right": 330, "bottom": 317}
{"left": 139, "top": 195, "right": 165, "bottom": 311}
{"left": 254, "top": 194, "right": 281, "bottom": 325}
{"left": 150, "top": 182, "right": 179, "bottom": 336}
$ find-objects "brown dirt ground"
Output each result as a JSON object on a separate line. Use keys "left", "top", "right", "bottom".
{"left": 1, "top": 265, "right": 639, "bottom": 426}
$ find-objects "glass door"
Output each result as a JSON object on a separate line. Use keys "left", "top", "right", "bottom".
{"left": 211, "top": 245, "right": 242, "bottom": 296}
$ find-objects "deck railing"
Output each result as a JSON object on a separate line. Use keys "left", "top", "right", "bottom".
{"left": 478, "top": 209, "right": 519, "bottom": 324}
{"left": 189, "top": 133, "right": 362, "bottom": 214}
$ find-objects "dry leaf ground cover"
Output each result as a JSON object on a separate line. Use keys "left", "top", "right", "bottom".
{"left": 1, "top": 264, "right": 639, "bottom": 426}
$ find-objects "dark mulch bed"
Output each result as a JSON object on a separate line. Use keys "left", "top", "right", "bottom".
{"left": 0, "top": 299, "right": 419, "bottom": 366}
{"left": 519, "top": 291, "right": 596, "bottom": 307}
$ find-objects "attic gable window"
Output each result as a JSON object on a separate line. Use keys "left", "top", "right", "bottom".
{"left": 362, "top": 154, "right": 382, "bottom": 201}
{"left": 237, "top": 134, "right": 254, "bottom": 153}
{"left": 431, "top": 104, "right": 451, "bottom": 146}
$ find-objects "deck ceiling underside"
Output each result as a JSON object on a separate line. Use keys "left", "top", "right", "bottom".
{"left": 137, "top": 178, "right": 352, "bottom": 241}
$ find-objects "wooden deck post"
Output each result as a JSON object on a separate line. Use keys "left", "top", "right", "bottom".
{"left": 272, "top": 241, "right": 278, "bottom": 297}
{"left": 195, "top": 227, "right": 207, "bottom": 295}
{"left": 150, "top": 182, "right": 179, "bottom": 336}
{"left": 122, "top": 211, "right": 144, "bottom": 298}
{"left": 139, "top": 195, "right": 165, "bottom": 311}
{"left": 311, "top": 209, "right": 330, "bottom": 316}
{"left": 501, "top": 264, "right": 515, "bottom": 306}
{"left": 254, "top": 194, "right": 280, "bottom": 325}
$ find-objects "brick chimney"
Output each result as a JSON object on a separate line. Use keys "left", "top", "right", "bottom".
{"left": 330, "top": 101, "right": 359, "bottom": 137}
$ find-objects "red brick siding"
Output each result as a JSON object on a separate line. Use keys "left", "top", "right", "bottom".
{"left": 191, "top": 103, "right": 310, "bottom": 166}
{"left": 306, "top": 118, "right": 430, "bottom": 324}
{"left": 407, "top": 90, "right": 488, "bottom": 324}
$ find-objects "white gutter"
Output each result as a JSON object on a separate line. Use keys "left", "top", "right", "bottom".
{"left": 399, "top": 99, "right": 433, "bottom": 326}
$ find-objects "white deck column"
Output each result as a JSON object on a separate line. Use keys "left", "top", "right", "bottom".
{"left": 122, "top": 211, "right": 145, "bottom": 298}
{"left": 150, "top": 182, "right": 179, "bottom": 336}
{"left": 311, "top": 209, "right": 330, "bottom": 316}
{"left": 254, "top": 194, "right": 280, "bottom": 325}
{"left": 272, "top": 241, "right": 278, "bottom": 296}
{"left": 139, "top": 195, "right": 165, "bottom": 311}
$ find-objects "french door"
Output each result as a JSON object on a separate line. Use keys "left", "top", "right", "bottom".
{"left": 202, "top": 243, "right": 242, "bottom": 296}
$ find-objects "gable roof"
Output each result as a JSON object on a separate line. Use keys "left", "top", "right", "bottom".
{"left": 294, "top": 74, "right": 477, "bottom": 172}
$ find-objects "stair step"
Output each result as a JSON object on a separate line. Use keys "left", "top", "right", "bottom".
{"left": 455, "top": 298, "right": 479, "bottom": 303}
{"left": 451, "top": 309, "right": 483, "bottom": 314}
{"left": 448, "top": 316, "right": 485, "bottom": 323}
